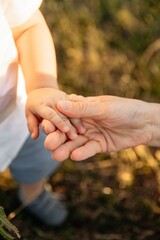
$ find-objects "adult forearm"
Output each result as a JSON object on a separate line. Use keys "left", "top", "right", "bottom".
{"left": 14, "top": 11, "right": 58, "bottom": 93}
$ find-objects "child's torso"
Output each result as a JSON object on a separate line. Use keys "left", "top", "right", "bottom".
{"left": 0, "top": 4, "right": 18, "bottom": 121}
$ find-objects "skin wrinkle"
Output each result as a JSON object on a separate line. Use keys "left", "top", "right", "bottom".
{"left": 82, "top": 116, "right": 110, "bottom": 153}
{"left": 97, "top": 126, "right": 109, "bottom": 152}
{"left": 79, "top": 119, "right": 107, "bottom": 154}
{"left": 102, "top": 127, "right": 115, "bottom": 152}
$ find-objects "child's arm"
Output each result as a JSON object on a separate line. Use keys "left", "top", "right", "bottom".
{"left": 12, "top": 10, "right": 78, "bottom": 139}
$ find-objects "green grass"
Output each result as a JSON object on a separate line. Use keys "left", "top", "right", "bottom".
{"left": 1, "top": 0, "right": 160, "bottom": 239}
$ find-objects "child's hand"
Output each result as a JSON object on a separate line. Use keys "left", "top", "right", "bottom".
{"left": 25, "top": 88, "right": 85, "bottom": 139}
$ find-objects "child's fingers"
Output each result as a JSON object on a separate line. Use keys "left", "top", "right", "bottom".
{"left": 39, "top": 106, "right": 70, "bottom": 133}
{"left": 51, "top": 135, "right": 88, "bottom": 162}
{"left": 54, "top": 111, "right": 78, "bottom": 140}
{"left": 38, "top": 106, "right": 78, "bottom": 139}
{"left": 65, "top": 124, "right": 78, "bottom": 140}
{"left": 42, "top": 118, "right": 78, "bottom": 140}
{"left": 41, "top": 119, "right": 56, "bottom": 135}
{"left": 26, "top": 112, "right": 40, "bottom": 139}
{"left": 70, "top": 118, "right": 86, "bottom": 134}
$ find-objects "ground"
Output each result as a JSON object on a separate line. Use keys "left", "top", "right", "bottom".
{"left": 1, "top": 0, "right": 160, "bottom": 239}
{"left": 1, "top": 146, "right": 160, "bottom": 240}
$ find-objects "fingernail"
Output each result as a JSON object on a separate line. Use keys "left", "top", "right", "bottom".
{"left": 63, "top": 125, "right": 70, "bottom": 132}
{"left": 59, "top": 101, "right": 71, "bottom": 110}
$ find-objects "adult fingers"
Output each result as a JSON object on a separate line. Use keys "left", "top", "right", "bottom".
{"left": 68, "top": 94, "right": 85, "bottom": 102}
{"left": 70, "top": 140, "right": 101, "bottom": 161}
{"left": 57, "top": 101, "right": 100, "bottom": 119}
{"left": 44, "top": 130, "right": 67, "bottom": 151}
{"left": 51, "top": 135, "right": 88, "bottom": 162}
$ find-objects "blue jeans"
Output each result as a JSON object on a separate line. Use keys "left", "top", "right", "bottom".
{"left": 10, "top": 129, "right": 60, "bottom": 184}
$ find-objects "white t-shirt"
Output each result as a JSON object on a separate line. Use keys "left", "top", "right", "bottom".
{"left": 0, "top": 0, "right": 42, "bottom": 171}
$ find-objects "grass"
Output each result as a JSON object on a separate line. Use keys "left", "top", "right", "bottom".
{"left": 1, "top": 146, "right": 160, "bottom": 239}
{"left": 1, "top": 0, "right": 160, "bottom": 239}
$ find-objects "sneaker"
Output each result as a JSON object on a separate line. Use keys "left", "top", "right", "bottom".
{"left": 18, "top": 188, "right": 68, "bottom": 227}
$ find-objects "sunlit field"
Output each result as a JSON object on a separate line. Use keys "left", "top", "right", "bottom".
{"left": 1, "top": 1, "right": 160, "bottom": 239}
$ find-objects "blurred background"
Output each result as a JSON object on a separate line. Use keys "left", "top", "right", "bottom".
{"left": 1, "top": 0, "right": 160, "bottom": 239}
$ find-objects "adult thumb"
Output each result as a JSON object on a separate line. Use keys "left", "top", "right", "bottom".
{"left": 57, "top": 100, "right": 99, "bottom": 118}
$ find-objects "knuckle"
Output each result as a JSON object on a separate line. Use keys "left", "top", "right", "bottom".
{"left": 79, "top": 102, "right": 88, "bottom": 113}
{"left": 47, "top": 111, "right": 57, "bottom": 121}
{"left": 68, "top": 94, "right": 77, "bottom": 101}
{"left": 58, "top": 113, "right": 69, "bottom": 122}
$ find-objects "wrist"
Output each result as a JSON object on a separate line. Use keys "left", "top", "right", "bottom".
{"left": 27, "top": 87, "right": 67, "bottom": 102}
{"left": 26, "top": 75, "right": 58, "bottom": 94}
{"left": 145, "top": 102, "right": 160, "bottom": 147}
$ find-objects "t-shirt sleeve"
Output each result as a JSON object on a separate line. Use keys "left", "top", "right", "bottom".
{"left": 1, "top": 0, "right": 43, "bottom": 27}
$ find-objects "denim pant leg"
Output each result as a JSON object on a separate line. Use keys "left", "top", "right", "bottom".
{"left": 9, "top": 129, "right": 60, "bottom": 184}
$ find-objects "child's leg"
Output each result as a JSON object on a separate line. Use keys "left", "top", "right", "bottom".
{"left": 9, "top": 129, "right": 67, "bottom": 226}
{"left": 18, "top": 180, "right": 46, "bottom": 205}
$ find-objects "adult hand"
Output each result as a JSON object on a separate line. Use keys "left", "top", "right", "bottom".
{"left": 44, "top": 95, "right": 153, "bottom": 161}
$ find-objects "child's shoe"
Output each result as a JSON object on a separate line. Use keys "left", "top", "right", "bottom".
{"left": 18, "top": 188, "right": 68, "bottom": 227}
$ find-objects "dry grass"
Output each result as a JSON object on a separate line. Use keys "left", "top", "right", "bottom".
{"left": 1, "top": 0, "right": 160, "bottom": 239}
